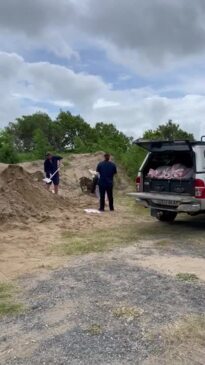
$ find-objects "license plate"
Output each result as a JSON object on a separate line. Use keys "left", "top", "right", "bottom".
{"left": 152, "top": 199, "right": 179, "bottom": 207}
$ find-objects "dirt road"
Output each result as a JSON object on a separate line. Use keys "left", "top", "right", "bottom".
{"left": 1, "top": 154, "right": 205, "bottom": 364}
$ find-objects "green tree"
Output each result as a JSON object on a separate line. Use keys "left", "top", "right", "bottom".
{"left": 33, "top": 128, "right": 51, "bottom": 159}
{"left": 120, "top": 145, "right": 146, "bottom": 179}
{"left": 143, "top": 120, "right": 194, "bottom": 141}
{"left": 0, "top": 130, "right": 19, "bottom": 164}
{"left": 55, "top": 111, "right": 96, "bottom": 151}
{"left": 94, "top": 123, "right": 131, "bottom": 155}
{"left": 7, "top": 112, "right": 53, "bottom": 151}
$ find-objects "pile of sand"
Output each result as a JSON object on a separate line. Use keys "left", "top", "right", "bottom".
{"left": 0, "top": 165, "right": 68, "bottom": 223}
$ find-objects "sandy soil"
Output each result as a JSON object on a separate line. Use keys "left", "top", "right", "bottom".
{"left": 0, "top": 153, "right": 134, "bottom": 280}
{"left": 1, "top": 153, "right": 205, "bottom": 284}
{"left": 1, "top": 153, "right": 205, "bottom": 364}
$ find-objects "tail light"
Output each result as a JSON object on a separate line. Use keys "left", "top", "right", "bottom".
{"left": 195, "top": 179, "right": 205, "bottom": 198}
{"left": 136, "top": 176, "right": 141, "bottom": 192}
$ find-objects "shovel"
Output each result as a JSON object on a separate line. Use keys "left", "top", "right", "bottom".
{"left": 43, "top": 168, "right": 60, "bottom": 184}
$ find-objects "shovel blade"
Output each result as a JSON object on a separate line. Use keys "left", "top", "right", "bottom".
{"left": 43, "top": 177, "right": 52, "bottom": 184}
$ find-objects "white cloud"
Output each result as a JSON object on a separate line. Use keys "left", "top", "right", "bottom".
{"left": 0, "top": 51, "right": 107, "bottom": 125}
{"left": 1, "top": 51, "right": 205, "bottom": 139}
{"left": 0, "top": 1, "right": 205, "bottom": 139}
{"left": 93, "top": 99, "right": 120, "bottom": 109}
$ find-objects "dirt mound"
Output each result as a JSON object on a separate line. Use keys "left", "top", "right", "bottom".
{"left": 31, "top": 170, "right": 44, "bottom": 182}
{"left": 0, "top": 165, "right": 68, "bottom": 223}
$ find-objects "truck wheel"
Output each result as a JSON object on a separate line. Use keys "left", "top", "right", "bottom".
{"left": 155, "top": 210, "right": 177, "bottom": 223}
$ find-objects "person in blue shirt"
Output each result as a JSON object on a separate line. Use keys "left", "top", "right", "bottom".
{"left": 44, "top": 153, "right": 63, "bottom": 194}
{"left": 96, "top": 153, "right": 117, "bottom": 211}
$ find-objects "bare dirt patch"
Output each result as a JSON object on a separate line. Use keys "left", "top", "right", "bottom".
{"left": 136, "top": 254, "right": 205, "bottom": 282}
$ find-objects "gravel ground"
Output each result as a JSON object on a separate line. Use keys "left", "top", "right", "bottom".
{"left": 1, "top": 247, "right": 205, "bottom": 365}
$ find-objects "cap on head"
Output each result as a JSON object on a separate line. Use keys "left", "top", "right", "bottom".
{"left": 104, "top": 153, "right": 110, "bottom": 161}
{"left": 46, "top": 152, "right": 52, "bottom": 159}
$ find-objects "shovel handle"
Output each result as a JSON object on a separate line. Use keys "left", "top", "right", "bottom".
{"left": 49, "top": 168, "right": 60, "bottom": 179}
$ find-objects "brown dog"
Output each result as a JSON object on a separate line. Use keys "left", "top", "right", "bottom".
{"left": 79, "top": 177, "right": 93, "bottom": 193}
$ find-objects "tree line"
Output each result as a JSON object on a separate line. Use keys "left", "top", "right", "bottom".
{"left": 0, "top": 111, "right": 194, "bottom": 179}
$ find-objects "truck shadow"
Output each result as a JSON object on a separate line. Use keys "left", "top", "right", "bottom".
{"left": 174, "top": 214, "right": 205, "bottom": 231}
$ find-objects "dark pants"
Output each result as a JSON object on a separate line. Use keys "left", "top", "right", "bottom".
{"left": 99, "top": 185, "right": 114, "bottom": 211}
{"left": 47, "top": 172, "right": 60, "bottom": 186}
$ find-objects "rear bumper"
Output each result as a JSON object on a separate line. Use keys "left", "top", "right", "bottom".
{"left": 127, "top": 192, "right": 201, "bottom": 213}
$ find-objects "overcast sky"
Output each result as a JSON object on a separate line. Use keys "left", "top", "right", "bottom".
{"left": 1, "top": 0, "right": 205, "bottom": 138}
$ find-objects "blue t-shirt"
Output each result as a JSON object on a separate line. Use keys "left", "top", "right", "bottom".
{"left": 97, "top": 160, "right": 117, "bottom": 187}
{"left": 44, "top": 156, "right": 62, "bottom": 177}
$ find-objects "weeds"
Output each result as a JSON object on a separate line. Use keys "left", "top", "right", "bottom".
{"left": 176, "top": 273, "right": 199, "bottom": 282}
{"left": 0, "top": 283, "right": 23, "bottom": 316}
{"left": 145, "top": 315, "right": 205, "bottom": 364}
{"left": 86, "top": 324, "right": 102, "bottom": 336}
{"left": 163, "top": 315, "right": 205, "bottom": 346}
{"left": 154, "top": 239, "right": 169, "bottom": 247}
{"left": 113, "top": 306, "right": 144, "bottom": 320}
{"left": 54, "top": 224, "right": 140, "bottom": 256}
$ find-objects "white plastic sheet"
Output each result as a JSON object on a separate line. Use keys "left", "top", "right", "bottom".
{"left": 84, "top": 209, "right": 101, "bottom": 214}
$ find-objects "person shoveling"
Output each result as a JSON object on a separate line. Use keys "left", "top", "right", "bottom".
{"left": 43, "top": 153, "right": 63, "bottom": 194}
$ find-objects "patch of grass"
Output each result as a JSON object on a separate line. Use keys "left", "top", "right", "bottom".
{"left": 155, "top": 239, "right": 169, "bottom": 247}
{"left": 17, "top": 152, "right": 36, "bottom": 162}
{"left": 116, "top": 195, "right": 149, "bottom": 215}
{"left": 0, "top": 283, "right": 12, "bottom": 299}
{"left": 145, "top": 315, "right": 205, "bottom": 364}
{"left": 0, "top": 283, "right": 23, "bottom": 316}
{"left": 86, "top": 324, "right": 102, "bottom": 335}
{"left": 53, "top": 206, "right": 205, "bottom": 257}
{"left": 176, "top": 273, "right": 199, "bottom": 282}
{"left": 55, "top": 224, "right": 141, "bottom": 256}
{"left": 113, "top": 306, "right": 144, "bottom": 320}
{"left": 163, "top": 315, "right": 205, "bottom": 346}
{"left": 0, "top": 302, "right": 22, "bottom": 316}
{"left": 37, "top": 264, "right": 54, "bottom": 270}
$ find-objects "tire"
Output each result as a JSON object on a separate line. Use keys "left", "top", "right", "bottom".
{"left": 155, "top": 210, "right": 177, "bottom": 223}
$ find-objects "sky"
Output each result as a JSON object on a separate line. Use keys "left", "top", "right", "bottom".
{"left": 1, "top": 0, "right": 205, "bottom": 138}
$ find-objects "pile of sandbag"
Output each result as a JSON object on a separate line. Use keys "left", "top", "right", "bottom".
{"left": 147, "top": 164, "right": 194, "bottom": 180}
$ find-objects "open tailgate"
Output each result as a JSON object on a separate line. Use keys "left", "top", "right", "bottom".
{"left": 134, "top": 139, "right": 193, "bottom": 152}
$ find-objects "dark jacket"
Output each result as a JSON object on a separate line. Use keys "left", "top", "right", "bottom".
{"left": 96, "top": 160, "right": 117, "bottom": 187}
{"left": 44, "top": 156, "right": 62, "bottom": 178}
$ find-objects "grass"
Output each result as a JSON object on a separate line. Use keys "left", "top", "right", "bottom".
{"left": 86, "top": 324, "right": 102, "bottom": 336}
{"left": 176, "top": 273, "right": 199, "bottom": 282}
{"left": 0, "top": 283, "right": 23, "bottom": 316}
{"left": 54, "top": 224, "right": 141, "bottom": 256}
{"left": 17, "top": 152, "right": 37, "bottom": 162}
{"left": 148, "top": 315, "right": 205, "bottom": 364}
{"left": 163, "top": 315, "right": 205, "bottom": 346}
{"left": 0, "top": 283, "right": 12, "bottom": 299}
{"left": 113, "top": 306, "right": 144, "bottom": 320}
{"left": 53, "top": 211, "right": 205, "bottom": 257}
{"left": 117, "top": 195, "right": 149, "bottom": 215}
{"left": 52, "top": 194, "right": 205, "bottom": 257}
{"left": 154, "top": 239, "right": 169, "bottom": 247}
